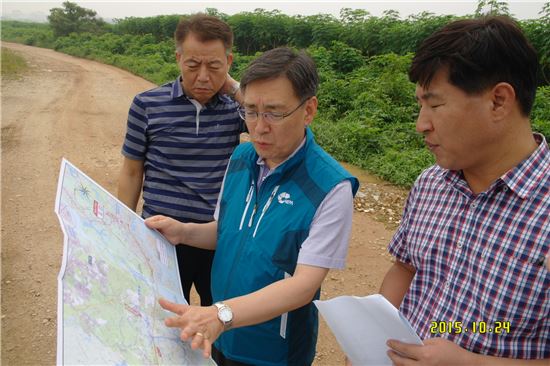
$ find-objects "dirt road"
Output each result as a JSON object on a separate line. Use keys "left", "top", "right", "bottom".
{"left": 1, "top": 42, "right": 405, "bottom": 365}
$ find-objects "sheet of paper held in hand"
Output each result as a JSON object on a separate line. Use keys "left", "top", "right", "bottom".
{"left": 314, "top": 294, "right": 423, "bottom": 365}
{"left": 54, "top": 158, "right": 215, "bottom": 366}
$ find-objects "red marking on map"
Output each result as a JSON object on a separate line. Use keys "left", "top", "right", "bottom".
{"left": 93, "top": 200, "right": 104, "bottom": 219}
{"left": 124, "top": 303, "right": 142, "bottom": 318}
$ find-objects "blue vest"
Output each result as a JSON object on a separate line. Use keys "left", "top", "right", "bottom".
{"left": 212, "top": 128, "right": 359, "bottom": 366}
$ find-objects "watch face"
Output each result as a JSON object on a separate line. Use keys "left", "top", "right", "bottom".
{"left": 219, "top": 307, "right": 232, "bottom": 322}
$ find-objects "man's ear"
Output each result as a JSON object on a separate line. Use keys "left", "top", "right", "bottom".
{"left": 176, "top": 50, "right": 181, "bottom": 63}
{"left": 227, "top": 52, "right": 234, "bottom": 70}
{"left": 491, "top": 82, "right": 516, "bottom": 121}
{"left": 304, "top": 96, "right": 318, "bottom": 126}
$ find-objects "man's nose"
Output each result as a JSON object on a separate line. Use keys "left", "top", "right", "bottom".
{"left": 197, "top": 65, "right": 209, "bottom": 81}
{"left": 416, "top": 107, "right": 433, "bottom": 134}
{"left": 253, "top": 114, "right": 271, "bottom": 134}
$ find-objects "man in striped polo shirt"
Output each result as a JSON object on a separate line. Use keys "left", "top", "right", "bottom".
{"left": 378, "top": 16, "right": 549, "bottom": 364}
{"left": 118, "top": 14, "right": 244, "bottom": 307}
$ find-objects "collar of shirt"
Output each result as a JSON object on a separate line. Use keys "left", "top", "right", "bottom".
{"left": 256, "top": 135, "right": 307, "bottom": 190}
{"left": 442, "top": 133, "right": 549, "bottom": 200}
{"left": 501, "top": 133, "right": 549, "bottom": 199}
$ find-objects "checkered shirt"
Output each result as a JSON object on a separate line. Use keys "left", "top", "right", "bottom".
{"left": 389, "top": 134, "right": 549, "bottom": 359}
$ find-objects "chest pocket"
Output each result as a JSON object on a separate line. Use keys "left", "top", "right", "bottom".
{"left": 476, "top": 238, "right": 549, "bottom": 335}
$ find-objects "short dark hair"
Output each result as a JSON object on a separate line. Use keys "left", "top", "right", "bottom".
{"left": 409, "top": 16, "right": 539, "bottom": 116}
{"left": 240, "top": 47, "right": 319, "bottom": 100}
{"left": 174, "top": 14, "right": 233, "bottom": 53}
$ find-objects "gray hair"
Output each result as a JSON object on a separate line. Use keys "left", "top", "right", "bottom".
{"left": 240, "top": 47, "right": 319, "bottom": 100}
{"left": 174, "top": 14, "right": 233, "bottom": 54}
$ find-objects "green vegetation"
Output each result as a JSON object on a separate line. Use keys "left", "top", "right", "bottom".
{"left": 0, "top": 21, "right": 55, "bottom": 48}
{"left": 1, "top": 47, "right": 28, "bottom": 78}
{"left": 311, "top": 52, "right": 434, "bottom": 186}
{"left": 1, "top": 0, "right": 548, "bottom": 186}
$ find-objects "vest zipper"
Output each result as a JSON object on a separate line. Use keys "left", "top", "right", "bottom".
{"left": 239, "top": 182, "right": 255, "bottom": 230}
{"left": 248, "top": 205, "right": 257, "bottom": 227}
{"left": 253, "top": 185, "right": 280, "bottom": 238}
{"left": 222, "top": 179, "right": 277, "bottom": 299}
{"left": 223, "top": 176, "right": 256, "bottom": 299}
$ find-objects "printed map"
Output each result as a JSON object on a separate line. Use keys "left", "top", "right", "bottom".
{"left": 55, "top": 159, "right": 214, "bottom": 365}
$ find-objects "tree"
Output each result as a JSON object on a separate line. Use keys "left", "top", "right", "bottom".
{"left": 205, "top": 8, "right": 229, "bottom": 22}
{"left": 540, "top": 2, "right": 550, "bottom": 22}
{"left": 48, "top": 1, "right": 106, "bottom": 37}
{"left": 339, "top": 8, "right": 370, "bottom": 24}
{"left": 475, "top": 0, "right": 510, "bottom": 17}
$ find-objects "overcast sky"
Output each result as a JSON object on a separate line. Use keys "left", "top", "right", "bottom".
{"left": 1, "top": 1, "right": 546, "bottom": 23}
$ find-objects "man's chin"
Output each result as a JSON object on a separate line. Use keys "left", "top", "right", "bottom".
{"left": 435, "top": 158, "right": 461, "bottom": 171}
{"left": 191, "top": 90, "right": 214, "bottom": 103}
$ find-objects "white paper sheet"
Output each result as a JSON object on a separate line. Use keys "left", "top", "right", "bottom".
{"left": 314, "top": 294, "right": 423, "bottom": 365}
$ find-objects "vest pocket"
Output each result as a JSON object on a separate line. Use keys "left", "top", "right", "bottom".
{"left": 280, "top": 272, "right": 291, "bottom": 338}
{"left": 280, "top": 312, "right": 288, "bottom": 339}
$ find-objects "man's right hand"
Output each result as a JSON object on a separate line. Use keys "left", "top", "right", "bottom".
{"left": 221, "top": 73, "right": 242, "bottom": 104}
{"left": 159, "top": 298, "right": 223, "bottom": 359}
{"left": 221, "top": 74, "right": 238, "bottom": 95}
{"left": 145, "top": 215, "right": 185, "bottom": 245}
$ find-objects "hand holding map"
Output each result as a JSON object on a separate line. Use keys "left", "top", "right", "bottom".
{"left": 144, "top": 215, "right": 187, "bottom": 245}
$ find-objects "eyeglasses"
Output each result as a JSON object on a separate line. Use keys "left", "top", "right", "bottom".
{"left": 238, "top": 98, "right": 310, "bottom": 125}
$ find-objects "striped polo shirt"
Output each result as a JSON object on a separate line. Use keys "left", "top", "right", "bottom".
{"left": 389, "top": 134, "right": 549, "bottom": 359}
{"left": 122, "top": 77, "right": 244, "bottom": 223}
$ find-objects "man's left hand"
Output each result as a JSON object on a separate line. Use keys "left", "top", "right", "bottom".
{"left": 387, "top": 338, "right": 473, "bottom": 366}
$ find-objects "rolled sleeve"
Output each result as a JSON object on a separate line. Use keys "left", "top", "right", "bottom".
{"left": 387, "top": 188, "right": 417, "bottom": 264}
{"left": 297, "top": 180, "right": 354, "bottom": 269}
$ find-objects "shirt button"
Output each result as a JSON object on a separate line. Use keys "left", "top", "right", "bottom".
{"left": 457, "top": 241, "right": 464, "bottom": 249}
{"left": 471, "top": 202, "right": 478, "bottom": 208}
{"left": 503, "top": 186, "right": 509, "bottom": 192}
{"left": 444, "top": 281, "right": 450, "bottom": 290}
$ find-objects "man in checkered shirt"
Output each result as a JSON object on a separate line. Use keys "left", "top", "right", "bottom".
{"left": 379, "top": 16, "right": 549, "bottom": 365}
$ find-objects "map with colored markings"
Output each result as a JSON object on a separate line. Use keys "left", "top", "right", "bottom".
{"left": 55, "top": 159, "right": 214, "bottom": 365}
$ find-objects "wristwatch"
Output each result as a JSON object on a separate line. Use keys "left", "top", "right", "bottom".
{"left": 214, "top": 302, "right": 233, "bottom": 331}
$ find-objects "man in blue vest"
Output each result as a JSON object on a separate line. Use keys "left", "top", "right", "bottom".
{"left": 145, "top": 47, "right": 359, "bottom": 366}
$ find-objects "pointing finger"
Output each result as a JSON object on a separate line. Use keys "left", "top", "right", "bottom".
{"left": 159, "top": 297, "right": 187, "bottom": 316}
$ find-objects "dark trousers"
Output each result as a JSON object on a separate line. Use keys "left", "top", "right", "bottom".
{"left": 175, "top": 244, "right": 214, "bottom": 306}
{"left": 212, "top": 347, "right": 252, "bottom": 366}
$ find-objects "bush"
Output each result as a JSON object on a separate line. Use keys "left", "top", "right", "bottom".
{"left": 532, "top": 85, "right": 550, "bottom": 138}
{"left": 365, "top": 148, "right": 434, "bottom": 186}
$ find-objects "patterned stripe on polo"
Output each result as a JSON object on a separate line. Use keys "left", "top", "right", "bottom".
{"left": 122, "top": 78, "right": 244, "bottom": 223}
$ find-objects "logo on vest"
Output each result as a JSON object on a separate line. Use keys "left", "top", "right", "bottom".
{"left": 277, "top": 192, "right": 294, "bottom": 205}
